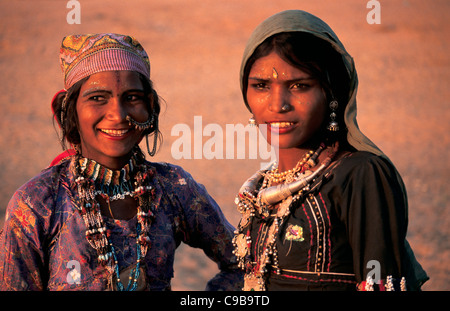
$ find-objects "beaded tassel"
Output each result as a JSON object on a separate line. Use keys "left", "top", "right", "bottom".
{"left": 365, "top": 276, "right": 374, "bottom": 291}
{"left": 400, "top": 277, "right": 407, "bottom": 291}
{"left": 386, "top": 275, "right": 394, "bottom": 291}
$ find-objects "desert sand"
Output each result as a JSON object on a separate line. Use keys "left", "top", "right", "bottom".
{"left": 0, "top": 0, "right": 448, "bottom": 290}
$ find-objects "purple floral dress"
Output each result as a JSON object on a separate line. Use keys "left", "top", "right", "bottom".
{"left": 0, "top": 158, "right": 242, "bottom": 290}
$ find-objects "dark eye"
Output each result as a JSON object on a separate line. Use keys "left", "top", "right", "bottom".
{"left": 89, "top": 95, "right": 106, "bottom": 102}
{"left": 291, "top": 83, "right": 310, "bottom": 90}
{"left": 126, "top": 94, "right": 145, "bottom": 103}
{"left": 250, "top": 82, "right": 269, "bottom": 90}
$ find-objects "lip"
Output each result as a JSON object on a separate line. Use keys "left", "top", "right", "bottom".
{"left": 98, "top": 128, "right": 134, "bottom": 140}
{"left": 266, "top": 121, "right": 297, "bottom": 134}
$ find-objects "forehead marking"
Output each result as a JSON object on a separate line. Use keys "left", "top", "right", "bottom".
{"left": 272, "top": 67, "right": 278, "bottom": 79}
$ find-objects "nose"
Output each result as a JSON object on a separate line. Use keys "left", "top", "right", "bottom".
{"left": 106, "top": 97, "right": 128, "bottom": 122}
{"left": 269, "top": 86, "right": 290, "bottom": 113}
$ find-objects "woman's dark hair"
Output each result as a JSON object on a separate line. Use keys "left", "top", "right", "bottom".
{"left": 52, "top": 73, "right": 162, "bottom": 155}
{"left": 242, "top": 32, "right": 350, "bottom": 142}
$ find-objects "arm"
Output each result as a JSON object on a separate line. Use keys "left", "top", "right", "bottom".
{"left": 166, "top": 165, "right": 243, "bottom": 290}
{"left": 0, "top": 191, "right": 48, "bottom": 290}
{"left": 340, "top": 154, "right": 408, "bottom": 290}
{"left": 0, "top": 166, "right": 60, "bottom": 291}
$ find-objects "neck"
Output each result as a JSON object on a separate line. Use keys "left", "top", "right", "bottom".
{"left": 276, "top": 147, "right": 313, "bottom": 173}
{"left": 276, "top": 136, "right": 327, "bottom": 172}
{"left": 80, "top": 152, "right": 134, "bottom": 171}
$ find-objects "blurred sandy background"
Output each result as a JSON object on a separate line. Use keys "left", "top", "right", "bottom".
{"left": 0, "top": 0, "right": 448, "bottom": 291}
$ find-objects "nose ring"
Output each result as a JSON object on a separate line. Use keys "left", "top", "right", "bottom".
{"left": 126, "top": 115, "right": 155, "bottom": 131}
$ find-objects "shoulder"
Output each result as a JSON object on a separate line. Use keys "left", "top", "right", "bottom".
{"left": 146, "top": 161, "right": 214, "bottom": 204}
{"left": 326, "top": 152, "right": 407, "bottom": 220}
{"left": 15, "top": 160, "right": 71, "bottom": 199}
{"left": 7, "top": 160, "right": 72, "bottom": 212}
{"left": 4, "top": 160, "right": 71, "bottom": 231}
{"left": 145, "top": 161, "right": 201, "bottom": 193}
{"left": 147, "top": 161, "right": 194, "bottom": 182}
{"left": 335, "top": 151, "right": 398, "bottom": 175}
{"left": 329, "top": 151, "right": 404, "bottom": 189}
{"left": 339, "top": 151, "right": 388, "bottom": 165}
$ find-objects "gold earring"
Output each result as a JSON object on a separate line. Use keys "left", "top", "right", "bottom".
{"left": 248, "top": 115, "right": 257, "bottom": 126}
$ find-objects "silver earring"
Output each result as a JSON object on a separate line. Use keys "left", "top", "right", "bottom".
{"left": 248, "top": 115, "right": 257, "bottom": 126}
{"left": 146, "top": 131, "right": 158, "bottom": 157}
{"left": 327, "top": 100, "right": 339, "bottom": 132}
{"left": 146, "top": 117, "right": 158, "bottom": 157}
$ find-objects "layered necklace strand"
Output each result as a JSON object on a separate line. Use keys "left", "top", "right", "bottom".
{"left": 73, "top": 148, "right": 156, "bottom": 291}
{"left": 264, "top": 143, "right": 325, "bottom": 186}
{"left": 233, "top": 142, "right": 338, "bottom": 291}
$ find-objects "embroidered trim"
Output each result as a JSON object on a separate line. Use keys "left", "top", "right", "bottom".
{"left": 281, "top": 273, "right": 357, "bottom": 285}
{"left": 358, "top": 275, "right": 407, "bottom": 291}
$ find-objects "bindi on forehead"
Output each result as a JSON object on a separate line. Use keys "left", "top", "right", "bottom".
{"left": 272, "top": 67, "right": 279, "bottom": 79}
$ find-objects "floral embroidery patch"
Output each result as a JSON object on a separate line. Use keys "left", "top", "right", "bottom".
{"left": 15, "top": 200, "right": 37, "bottom": 234}
{"left": 285, "top": 224, "right": 304, "bottom": 242}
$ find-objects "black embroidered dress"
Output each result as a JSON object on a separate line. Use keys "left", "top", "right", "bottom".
{"left": 248, "top": 152, "right": 408, "bottom": 290}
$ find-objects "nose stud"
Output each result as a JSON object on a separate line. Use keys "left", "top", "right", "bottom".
{"left": 281, "top": 104, "right": 291, "bottom": 112}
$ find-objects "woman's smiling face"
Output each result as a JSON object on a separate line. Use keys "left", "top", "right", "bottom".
{"left": 246, "top": 51, "right": 327, "bottom": 150}
{"left": 76, "top": 70, "right": 151, "bottom": 169}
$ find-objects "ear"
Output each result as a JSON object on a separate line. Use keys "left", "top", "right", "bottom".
{"left": 51, "top": 89, "right": 68, "bottom": 128}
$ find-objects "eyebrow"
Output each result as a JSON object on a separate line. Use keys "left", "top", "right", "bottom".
{"left": 81, "top": 87, "right": 145, "bottom": 97}
{"left": 81, "top": 87, "right": 111, "bottom": 97}
{"left": 248, "top": 76, "right": 315, "bottom": 83}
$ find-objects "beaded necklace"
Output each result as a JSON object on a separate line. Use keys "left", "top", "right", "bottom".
{"left": 73, "top": 147, "right": 156, "bottom": 290}
{"left": 78, "top": 156, "right": 136, "bottom": 201}
{"left": 233, "top": 142, "right": 338, "bottom": 291}
{"left": 263, "top": 143, "right": 325, "bottom": 187}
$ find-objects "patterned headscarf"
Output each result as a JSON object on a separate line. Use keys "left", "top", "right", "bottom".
{"left": 59, "top": 33, "right": 150, "bottom": 90}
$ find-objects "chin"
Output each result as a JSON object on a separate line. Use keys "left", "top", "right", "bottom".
{"left": 109, "top": 150, "right": 135, "bottom": 159}
{"left": 268, "top": 136, "right": 306, "bottom": 150}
